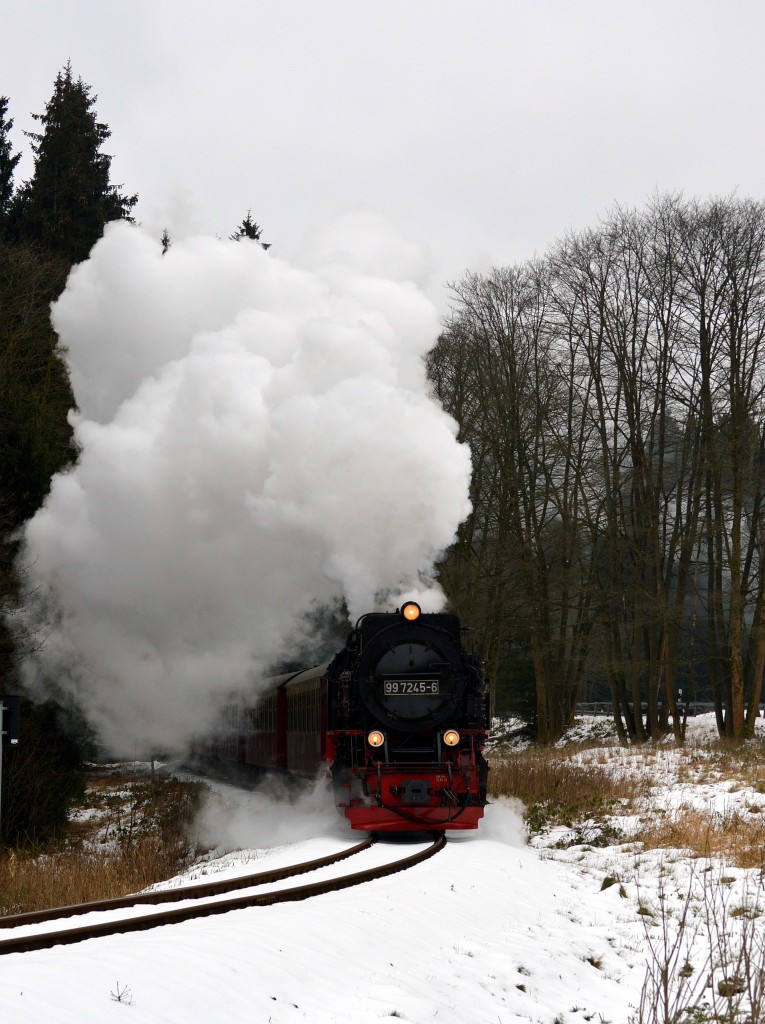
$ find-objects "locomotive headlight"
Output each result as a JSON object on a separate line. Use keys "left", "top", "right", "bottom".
{"left": 401, "top": 601, "right": 421, "bottom": 621}
{"left": 367, "top": 730, "right": 385, "bottom": 748}
{"left": 443, "top": 729, "right": 460, "bottom": 746}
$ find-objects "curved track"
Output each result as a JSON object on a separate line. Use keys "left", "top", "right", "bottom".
{"left": 0, "top": 835, "right": 375, "bottom": 930}
{"left": 0, "top": 833, "right": 445, "bottom": 955}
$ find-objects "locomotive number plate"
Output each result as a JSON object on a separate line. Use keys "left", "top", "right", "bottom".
{"left": 383, "top": 679, "right": 440, "bottom": 696}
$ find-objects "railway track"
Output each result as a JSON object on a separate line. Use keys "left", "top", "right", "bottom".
{"left": 0, "top": 833, "right": 445, "bottom": 955}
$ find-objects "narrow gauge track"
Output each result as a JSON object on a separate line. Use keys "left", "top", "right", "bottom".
{"left": 0, "top": 834, "right": 445, "bottom": 956}
{"left": 0, "top": 835, "right": 375, "bottom": 931}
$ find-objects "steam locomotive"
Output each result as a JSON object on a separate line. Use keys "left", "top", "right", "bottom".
{"left": 198, "top": 602, "right": 491, "bottom": 831}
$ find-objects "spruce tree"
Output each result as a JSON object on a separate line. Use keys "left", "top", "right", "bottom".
{"left": 0, "top": 96, "right": 21, "bottom": 231}
{"left": 230, "top": 209, "right": 270, "bottom": 248}
{"left": 12, "top": 62, "right": 137, "bottom": 263}
{"left": 0, "top": 240, "right": 75, "bottom": 525}
{"left": 0, "top": 239, "right": 82, "bottom": 847}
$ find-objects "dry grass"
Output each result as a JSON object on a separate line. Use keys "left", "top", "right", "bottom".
{"left": 676, "top": 743, "right": 765, "bottom": 789}
{"left": 635, "top": 805, "right": 765, "bottom": 869}
{"left": 489, "top": 746, "right": 639, "bottom": 806}
{"left": 489, "top": 739, "right": 765, "bottom": 866}
{"left": 0, "top": 767, "right": 208, "bottom": 917}
{"left": 488, "top": 747, "right": 640, "bottom": 839}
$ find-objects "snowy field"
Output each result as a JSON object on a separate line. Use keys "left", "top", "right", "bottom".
{"left": 2, "top": 714, "right": 765, "bottom": 1023}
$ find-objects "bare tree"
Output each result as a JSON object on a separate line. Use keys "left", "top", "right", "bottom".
{"left": 430, "top": 194, "right": 765, "bottom": 744}
{"left": 430, "top": 263, "right": 595, "bottom": 742}
{"left": 676, "top": 197, "right": 765, "bottom": 736}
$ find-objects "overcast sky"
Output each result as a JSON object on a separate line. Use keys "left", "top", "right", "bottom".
{"left": 4, "top": 1, "right": 765, "bottom": 307}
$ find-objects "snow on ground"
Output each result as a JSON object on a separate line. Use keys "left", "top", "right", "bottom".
{"left": 1, "top": 714, "right": 764, "bottom": 1023}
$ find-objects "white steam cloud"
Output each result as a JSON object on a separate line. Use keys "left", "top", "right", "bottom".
{"left": 16, "top": 216, "right": 471, "bottom": 755}
{"left": 193, "top": 776, "right": 353, "bottom": 853}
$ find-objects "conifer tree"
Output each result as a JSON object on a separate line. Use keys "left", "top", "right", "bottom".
{"left": 0, "top": 96, "right": 21, "bottom": 231}
{"left": 12, "top": 63, "right": 137, "bottom": 263}
{"left": 0, "top": 240, "right": 75, "bottom": 525}
{"left": 0, "top": 238, "right": 82, "bottom": 846}
{"left": 230, "top": 209, "right": 270, "bottom": 248}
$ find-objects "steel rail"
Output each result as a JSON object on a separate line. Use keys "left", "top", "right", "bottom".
{"left": 0, "top": 835, "right": 375, "bottom": 931}
{"left": 0, "top": 834, "right": 445, "bottom": 955}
